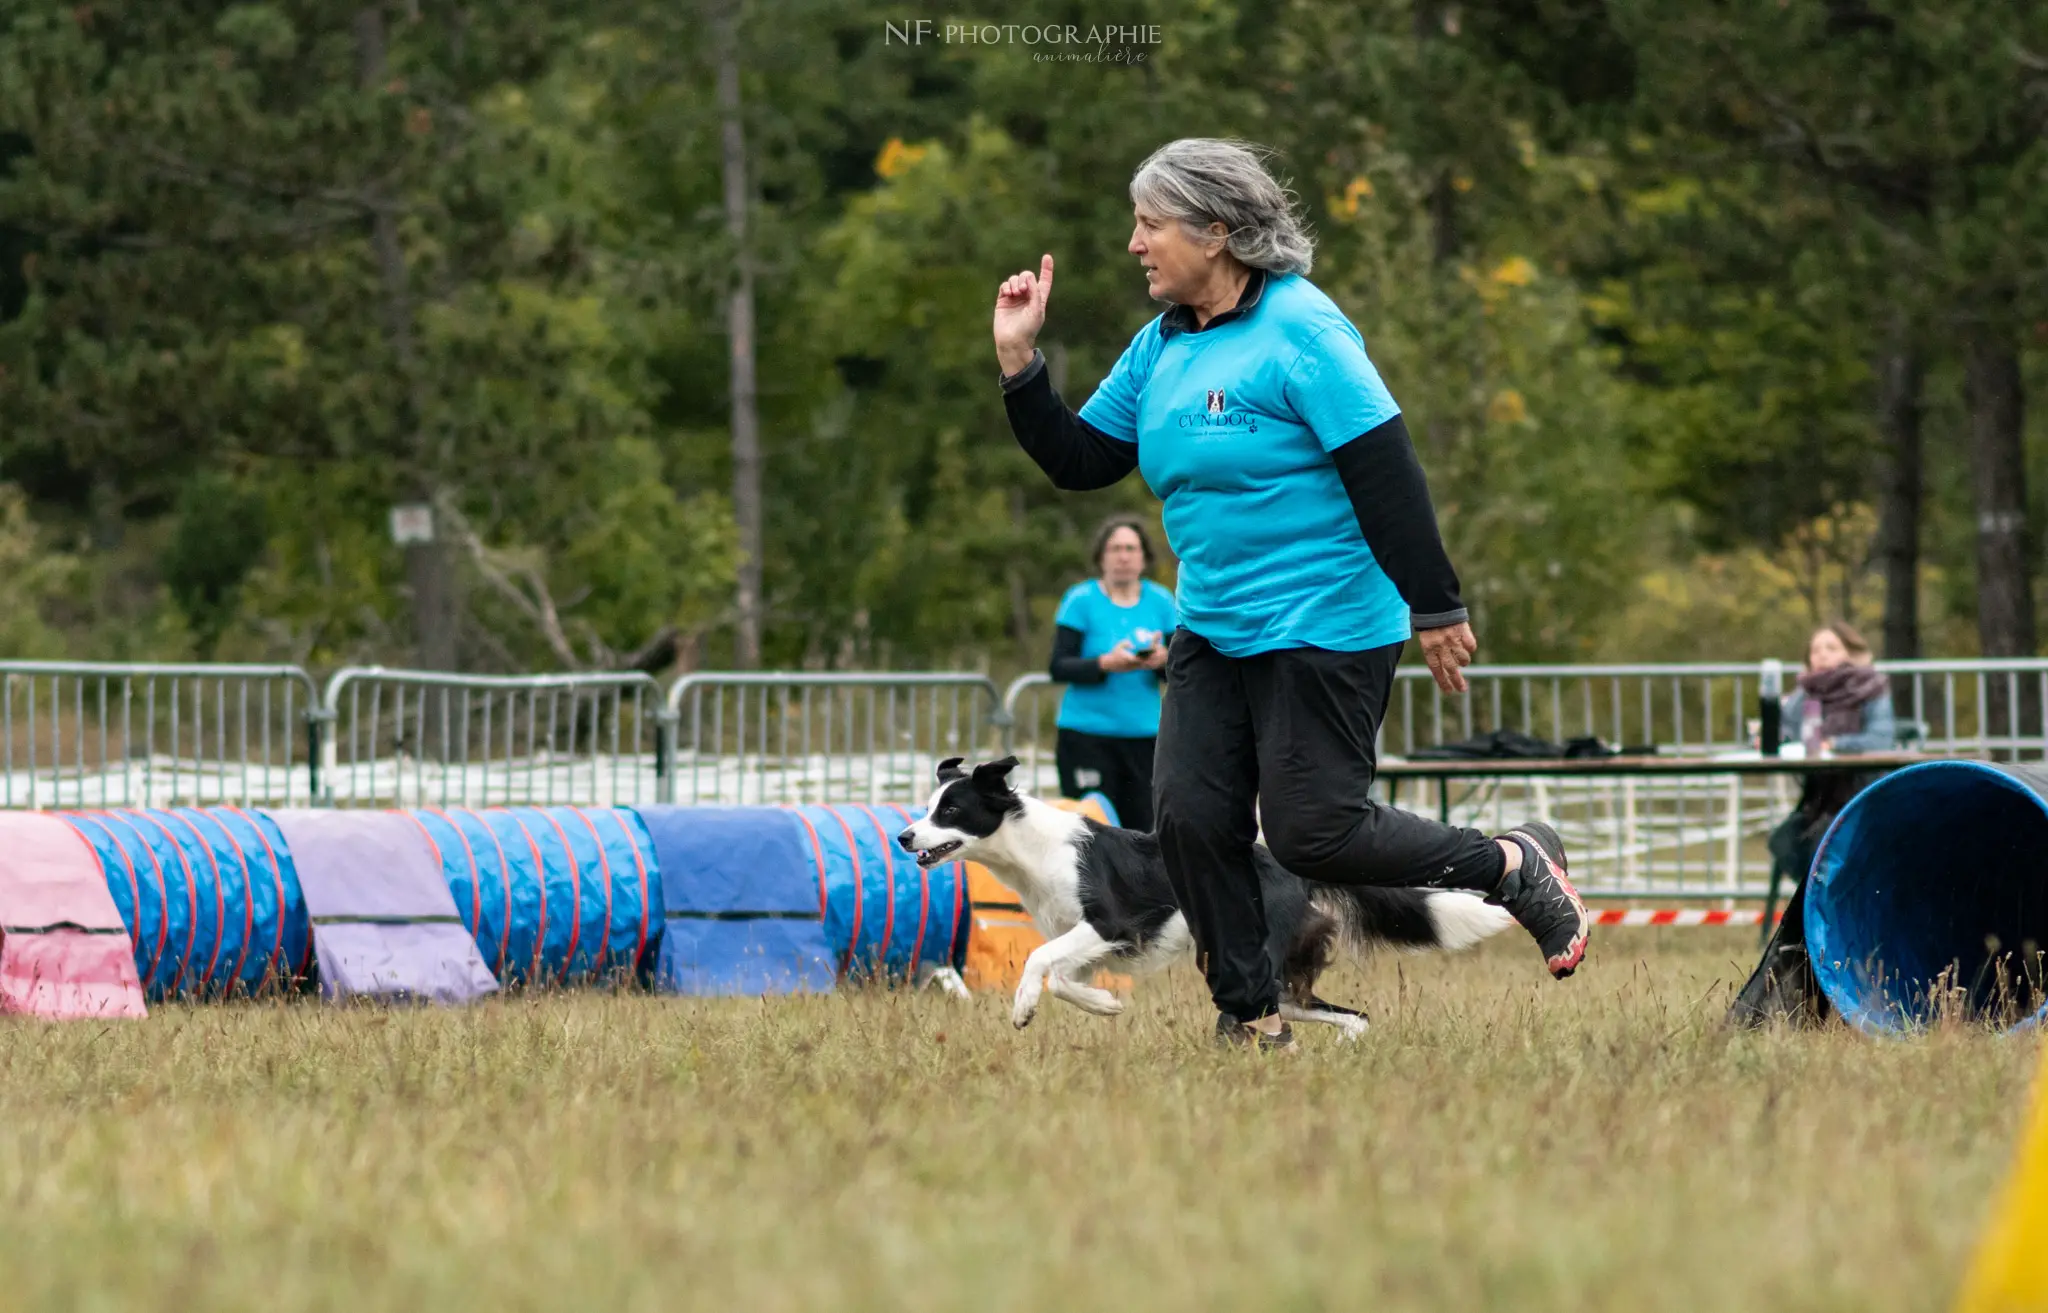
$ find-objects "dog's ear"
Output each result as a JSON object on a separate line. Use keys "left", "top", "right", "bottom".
{"left": 935, "top": 756, "right": 968, "bottom": 784}
{"left": 970, "top": 755, "right": 1020, "bottom": 794}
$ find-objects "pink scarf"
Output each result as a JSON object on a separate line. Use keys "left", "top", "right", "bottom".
{"left": 1796, "top": 664, "right": 1889, "bottom": 738}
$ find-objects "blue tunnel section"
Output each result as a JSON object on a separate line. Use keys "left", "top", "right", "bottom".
{"left": 1806, "top": 760, "right": 2048, "bottom": 1035}
{"left": 638, "top": 805, "right": 836, "bottom": 995}
{"left": 408, "top": 807, "right": 659, "bottom": 986}
{"left": 794, "top": 804, "right": 966, "bottom": 984}
{"left": 58, "top": 807, "right": 311, "bottom": 999}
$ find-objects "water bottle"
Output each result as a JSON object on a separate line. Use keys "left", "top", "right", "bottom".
{"left": 1758, "top": 658, "right": 1782, "bottom": 757}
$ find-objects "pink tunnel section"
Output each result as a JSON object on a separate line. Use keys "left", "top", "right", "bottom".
{"left": 0, "top": 812, "right": 148, "bottom": 1020}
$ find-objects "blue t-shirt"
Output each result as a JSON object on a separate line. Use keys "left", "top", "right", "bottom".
{"left": 1053, "top": 579, "right": 1178, "bottom": 738}
{"left": 1077, "top": 272, "right": 1409, "bottom": 657}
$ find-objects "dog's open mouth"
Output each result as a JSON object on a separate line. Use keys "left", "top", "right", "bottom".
{"left": 915, "top": 840, "right": 964, "bottom": 868}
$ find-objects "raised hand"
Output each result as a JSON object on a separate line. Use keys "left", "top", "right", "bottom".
{"left": 994, "top": 253, "right": 1053, "bottom": 377}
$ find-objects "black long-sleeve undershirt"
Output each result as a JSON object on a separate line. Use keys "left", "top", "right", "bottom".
{"left": 1000, "top": 347, "right": 1468, "bottom": 628}
{"left": 1000, "top": 349, "right": 1137, "bottom": 491}
{"left": 1049, "top": 623, "right": 1171, "bottom": 685}
{"left": 1328, "top": 414, "right": 1467, "bottom": 628}
{"left": 1049, "top": 625, "right": 1107, "bottom": 683}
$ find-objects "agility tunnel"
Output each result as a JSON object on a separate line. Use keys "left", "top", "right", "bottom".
{"left": 1, "top": 799, "right": 996, "bottom": 1013}
{"left": 1805, "top": 761, "right": 2048, "bottom": 1035}
{"left": 407, "top": 807, "right": 660, "bottom": 987}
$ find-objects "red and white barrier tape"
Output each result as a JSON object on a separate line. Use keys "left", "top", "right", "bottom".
{"left": 1593, "top": 908, "right": 1783, "bottom": 927}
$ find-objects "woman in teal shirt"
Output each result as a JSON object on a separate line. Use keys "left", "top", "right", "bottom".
{"left": 992, "top": 137, "right": 1588, "bottom": 1050}
{"left": 1048, "top": 516, "right": 1178, "bottom": 830}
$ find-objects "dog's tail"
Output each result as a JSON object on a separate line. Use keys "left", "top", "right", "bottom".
{"left": 1309, "top": 884, "right": 1515, "bottom": 955}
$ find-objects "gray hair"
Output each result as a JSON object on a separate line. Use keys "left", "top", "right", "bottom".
{"left": 1129, "top": 138, "right": 1315, "bottom": 276}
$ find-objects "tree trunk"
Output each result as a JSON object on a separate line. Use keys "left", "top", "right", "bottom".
{"left": 715, "top": 1, "right": 763, "bottom": 669}
{"left": 1006, "top": 484, "right": 1032, "bottom": 658}
{"left": 1964, "top": 312, "right": 2038, "bottom": 747}
{"left": 1872, "top": 318, "right": 1923, "bottom": 713}
{"left": 356, "top": 5, "right": 456, "bottom": 670}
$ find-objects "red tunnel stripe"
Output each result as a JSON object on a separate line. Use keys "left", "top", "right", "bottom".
{"left": 500, "top": 810, "right": 551, "bottom": 982}
{"left": 849, "top": 806, "right": 898, "bottom": 980}
{"left": 186, "top": 810, "right": 259, "bottom": 989}
{"left": 570, "top": 810, "right": 618, "bottom": 975}
{"left": 99, "top": 811, "right": 172, "bottom": 986}
{"left": 881, "top": 804, "right": 930, "bottom": 979}
{"left": 65, "top": 813, "right": 141, "bottom": 953}
{"left": 156, "top": 810, "right": 227, "bottom": 991}
{"left": 782, "top": 807, "right": 831, "bottom": 919}
{"left": 123, "top": 810, "right": 205, "bottom": 994}
{"left": 818, "top": 807, "right": 866, "bottom": 979}
{"left": 223, "top": 807, "right": 292, "bottom": 984}
{"left": 451, "top": 809, "right": 514, "bottom": 974}
{"left": 420, "top": 810, "right": 485, "bottom": 938}
{"left": 537, "top": 811, "right": 588, "bottom": 975}
{"left": 598, "top": 809, "right": 652, "bottom": 970}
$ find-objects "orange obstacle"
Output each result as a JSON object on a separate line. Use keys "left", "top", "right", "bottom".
{"left": 959, "top": 794, "right": 1132, "bottom": 995}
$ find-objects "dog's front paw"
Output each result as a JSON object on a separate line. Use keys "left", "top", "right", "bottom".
{"left": 1011, "top": 987, "right": 1041, "bottom": 1030}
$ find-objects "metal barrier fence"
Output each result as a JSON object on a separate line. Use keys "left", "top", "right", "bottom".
{"left": 659, "top": 672, "right": 1008, "bottom": 805}
{"left": 319, "top": 667, "right": 664, "bottom": 807}
{"left": 0, "top": 655, "right": 2040, "bottom": 885}
{"left": 1381, "top": 771, "right": 1794, "bottom": 900}
{"left": 0, "top": 661, "right": 321, "bottom": 808}
{"left": 1378, "top": 658, "right": 2048, "bottom": 759}
{"left": 1004, "top": 657, "right": 2048, "bottom": 899}
{"left": 1005, "top": 659, "right": 2048, "bottom": 763}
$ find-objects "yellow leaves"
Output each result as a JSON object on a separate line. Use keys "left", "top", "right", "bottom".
{"left": 1490, "top": 255, "right": 1537, "bottom": 287}
{"left": 874, "top": 137, "right": 930, "bottom": 179}
{"left": 1451, "top": 174, "right": 1474, "bottom": 193}
{"left": 1328, "top": 175, "right": 1374, "bottom": 219}
{"left": 1486, "top": 389, "right": 1529, "bottom": 425}
{"left": 1457, "top": 255, "right": 1539, "bottom": 316}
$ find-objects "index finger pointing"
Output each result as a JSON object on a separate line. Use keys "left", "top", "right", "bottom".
{"left": 1036, "top": 253, "right": 1054, "bottom": 307}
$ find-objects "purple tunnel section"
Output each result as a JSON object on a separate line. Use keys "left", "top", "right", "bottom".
{"left": 266, "top": 809, "right": 498, "bottom": 1004}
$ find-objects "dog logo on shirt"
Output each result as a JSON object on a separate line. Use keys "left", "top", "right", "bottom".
{"left": 1206, "top": 388, "right": 1226, "bottom": 414}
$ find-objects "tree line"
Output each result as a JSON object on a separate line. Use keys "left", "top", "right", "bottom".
{"left": 0, "top": 0, "right": 2042, "bottom": 683}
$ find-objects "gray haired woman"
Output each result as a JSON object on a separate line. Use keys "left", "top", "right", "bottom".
{"left": 991, "top": 138, "right": 1590, "bottom": 1050}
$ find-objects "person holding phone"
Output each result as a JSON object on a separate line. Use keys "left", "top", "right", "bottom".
{"left": 1047, "top": 515, "right": 1177, "bottom": 831}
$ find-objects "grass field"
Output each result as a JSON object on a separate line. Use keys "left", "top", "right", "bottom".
{"left": 0, "top": 928, "right": 2035, "bottom": 1312}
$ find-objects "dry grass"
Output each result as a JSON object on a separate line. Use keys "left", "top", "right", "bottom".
{"left": 0, "top": 929, "right": 2034, "bottom": 1312}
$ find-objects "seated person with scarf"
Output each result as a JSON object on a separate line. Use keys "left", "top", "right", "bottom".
{"left": 1729, "top": 621, "right": 1896, "bottom": 1026}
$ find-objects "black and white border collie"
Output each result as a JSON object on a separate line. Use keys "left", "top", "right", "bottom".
{"left": 897, "top": 755, "right": 1513, "bottom": 1038}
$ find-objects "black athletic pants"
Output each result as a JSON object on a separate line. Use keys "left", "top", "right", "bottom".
{"left": 1153, "top": 630, "right": 1506, "bottom": 1021}
{"left": 1055, "top": 728, "right": 1156, "bottom": 832}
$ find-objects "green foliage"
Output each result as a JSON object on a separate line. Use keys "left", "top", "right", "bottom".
{"left": 0, "top": 0, "right": 2041, "bottom": 672}
{"left": 163, "top": 471, "right": 270, "bottom": 656}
